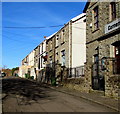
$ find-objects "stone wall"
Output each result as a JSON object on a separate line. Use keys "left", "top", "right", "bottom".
{"left": 63, "top": 77, "right": 89, "bottom": 92}
{"left": 60, "top": 64, "right": 90, "bottom": 92}
{"left": 85, "top": 1, "right": 120, "bottom": 97}
{"left": 104, "top": 58, "right": 119, "bottom": 98}
{"left": 105, "top": 75, "right": 119, "bottom": 98}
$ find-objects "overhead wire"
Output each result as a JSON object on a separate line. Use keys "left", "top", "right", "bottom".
{"left": 2, "top": 34, "right": 38, "bottom": 45}
{"left": 3, "top": 24, "right": 86, "bottom": 30}
{"left": 3, "top": 24, "right": 64, "bottom": 29}
{"left": 2, "top": 23, "right": 86, "bottom": 53}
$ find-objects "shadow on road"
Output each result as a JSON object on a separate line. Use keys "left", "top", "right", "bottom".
{"left": 2, "top": 77, "right": 53, "bottom": 102}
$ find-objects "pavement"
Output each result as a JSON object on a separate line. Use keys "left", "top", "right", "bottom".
{"left": 48, "top": 85, "right": 119, "bottom": 112}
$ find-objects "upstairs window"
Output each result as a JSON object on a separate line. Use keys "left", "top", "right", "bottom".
{"left": 110, "top": 2, "right": 116, "bottom": 21}
{"left": 26, "top": 56, "right": 29, "bottom": 64}
{"left": 41, "top": 43, "right": 43, "bottom": 53}
{"left": 50, "top": 40, "right": 52, "bottom": 50}
{"left": 50, "top": 56, "right": 52, "bottom": 63}
{"left": 61, "top": 50, "right": 65, "bottom": 66}
{"left": 61, "top": 29, "right": 65, "bottom": 44}
{"left": 93, "top": 6, "right": 99, "bottom": 31}
{"left": 56, "top": 52, "right": 59, "bottom": 63}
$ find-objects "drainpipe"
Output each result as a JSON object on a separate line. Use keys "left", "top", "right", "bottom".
{"left": 69, "top": 21, "right": 71, "bottom": 69}
{"left": 68, "top": 21, "right": 72, "bottom": 78}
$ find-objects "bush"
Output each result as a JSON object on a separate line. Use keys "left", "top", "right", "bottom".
{"left": 25, "top": 73, "right": 30, "bottom": 79}
{"left": 25, "top": 73, "right": 34, "bottom": 80}
{"left": 51, "top": 77, "right": 56, "bottom": 86}
{"left": 30, "top": 76, "right": 34, "bottom": 80}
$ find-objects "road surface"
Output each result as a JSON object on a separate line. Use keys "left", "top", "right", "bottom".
{"left": 2, "top": 77, "right": 116, "bottom": 112}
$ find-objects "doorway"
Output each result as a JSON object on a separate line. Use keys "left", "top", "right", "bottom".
{"left": 92, "top": 54, "right": 105, "bottom": 91}
{"left": 115, "top": 45, "right": 120, "bottom": 74}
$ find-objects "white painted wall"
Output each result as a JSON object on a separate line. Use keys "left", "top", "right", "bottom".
{"left": 30, "top": 67, "right": 36, "bottom": 79}
{"left": 19, "top": 65, "right": 30, "bottom": 78}
{"left": 42, "top": 40, "right": 47, "bottom": 68}
{"left": 19, "top": 66, "right": 23, "bottom": 78}
{"left": 39, "top": 40, "right": 47, "bottom": 70}
{"left": 43, "top": 40, "right": 46, "bottom": 53}
{"left": 28, "top": 50, "right": 35, "bottom": 67}
{"left": 71, "top": 14, "right": 86, "bottom": 67}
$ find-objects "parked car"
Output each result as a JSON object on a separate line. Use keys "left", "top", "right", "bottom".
{"left": 1, "top": 72, "right": 6, "bottom": 77}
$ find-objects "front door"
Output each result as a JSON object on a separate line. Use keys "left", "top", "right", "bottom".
{"left": 115, "top": 46, "right": 120, "bottom": 74}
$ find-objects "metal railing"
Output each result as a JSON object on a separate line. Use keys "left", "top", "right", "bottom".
{"left": 111, "top": 58, "right": 120, "bottom": 74}
{"left": 92, "top": 57, "right": 120, "bottom": 76}
{"left": 39, "top": 62, "right": 85, "bottom": 83}
{"left": 91, "top": 57, "right": 120, "bottom": 91}
{"left": 68, "top": 66, "right": 85, "bottom": 78}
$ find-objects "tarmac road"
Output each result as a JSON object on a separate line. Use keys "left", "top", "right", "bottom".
{"left": 2, "top": 77, "right": 117, "bottom": 112}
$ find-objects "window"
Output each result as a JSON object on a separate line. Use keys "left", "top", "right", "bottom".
{"left": 49, "top": 56, "right": 52, "bottom": 64}
{"left": 61, "top": 50, "right": 65, "bottom": 66}
{"left": 46, "top": 42, "right": 48, "bottom": 52}
{"left": 56, "top": 52, "right": 58, "bottom": 55}
{"left": 115, "top": 46, "right": 120, "bottom": 56}
{"left": 94, "top": 54, "right": 99, "bottom": 63}
{"left": 50, "top": 40, "right": 52, "bottom": 50}
{"left": 26, "top": 56, "right": 29, "bottom": 65}
{"left": 61, "top": 29, "right": 65, "bottom": 44}
{"left": 56, "top": 35, "right": 59, "bottom": 47}
{"left": 41, "top": 43, "right": 43, "bottom": 53}
{"left": 110, "top": 2, "right": 116, "bottom": 21}
{"left": 56, "top": 52, "right": 59, "bottom": 63}
{"left": 93, "top": 6, "right": 99, "bottom": 31}
{"left": 56, "top": 60, "right": 59, "bottom": 64}
{"left": 38, "top": 57, "right": 40, "bottom": 69}
{"left": 43, "top": 55, "right": 47, "bottom": 62}
{"left": 41, "top": 56, "right": 43, "bottom": 68}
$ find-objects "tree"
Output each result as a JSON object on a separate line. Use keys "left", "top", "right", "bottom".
{"left": 11, "top": 67, "right": 19, "bottom": 76}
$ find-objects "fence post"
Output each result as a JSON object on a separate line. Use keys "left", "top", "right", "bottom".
{"left": 75, "top": 68, "right": 76, "bottom": 78}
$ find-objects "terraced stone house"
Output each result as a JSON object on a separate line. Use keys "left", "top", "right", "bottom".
{"left": 44, "top": 13, "right": 86, "bottom": 85}
{"left": 19, "top": 13, "right": 86, "bottom": 87}
{"left": 83, "top": 1, "right": 120, "bottom": 97}
{"left": 19, "top": 40, "right": 47, "bottom": 80}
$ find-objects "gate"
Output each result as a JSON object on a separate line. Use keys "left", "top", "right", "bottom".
{"left": 92, "top": 59, "right": 105, "bottom": 91}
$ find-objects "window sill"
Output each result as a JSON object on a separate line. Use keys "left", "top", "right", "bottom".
{"left": 92, "top": 28, "right": 99, "bottom": 33}
{"left": 61, "top": 42, "right": 65, "bottom": 45}
{"left": 55, "top": 46, "right": 59, "bottom": 48}
{"left": 49, "top": 50, "right": 52, "bottom": 52}
{"left": 67, "top": 76, "right": 85, "bottom": 79}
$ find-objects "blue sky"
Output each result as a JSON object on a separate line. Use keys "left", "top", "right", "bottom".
{"left": 2, "top": 2, "right": 86, "bottom": 69}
